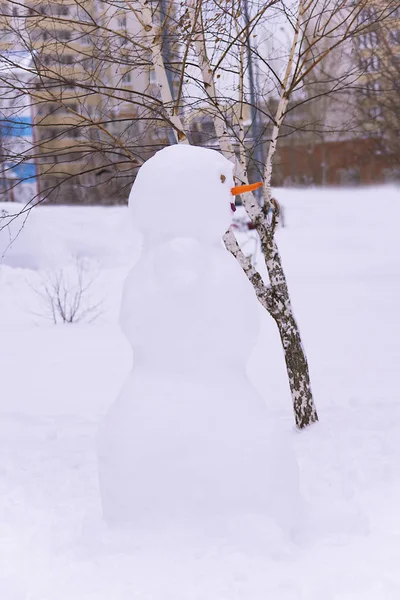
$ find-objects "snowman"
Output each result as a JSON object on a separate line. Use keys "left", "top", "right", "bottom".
{"left": 97, "top": 144, "right": 300, "bottom": 535}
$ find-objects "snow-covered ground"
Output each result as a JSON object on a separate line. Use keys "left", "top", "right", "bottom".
{"left": 1, "top": 186, "right": 400, "bottom": 599}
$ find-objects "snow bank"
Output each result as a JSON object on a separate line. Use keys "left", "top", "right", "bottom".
{"left": 0, "top": 203, "right": 139, "bottom": 270}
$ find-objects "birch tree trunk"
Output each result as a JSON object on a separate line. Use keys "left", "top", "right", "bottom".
{"left": 259, "top": 0, "right": 318, "bottom": 428}
{"left": 132, "top": 0, "right": 188, "bottom": 143}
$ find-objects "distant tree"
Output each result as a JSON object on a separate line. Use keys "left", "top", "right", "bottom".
{"left": 33, "top": 259, "right": 102, "bottom": 324}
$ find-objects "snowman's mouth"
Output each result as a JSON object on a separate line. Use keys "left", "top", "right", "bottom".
{"left": 230, "top": 202, "right": 236, "bottom": 212}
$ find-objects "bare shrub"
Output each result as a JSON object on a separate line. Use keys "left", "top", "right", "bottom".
{"left": 34, "top": 259, "right": 101, "bottom": 324}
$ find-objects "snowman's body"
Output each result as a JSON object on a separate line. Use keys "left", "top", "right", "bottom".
{"left": 98, "top": 145, "right": 299, "bottom": 529}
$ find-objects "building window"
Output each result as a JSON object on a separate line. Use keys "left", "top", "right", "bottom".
{"left": 64, "top": 102, "right": 78, "bottom": 112}
{"left": 59, "top": 30, "right": 71, "bottom": 41}
{"left": 45, "top": 103, "right": 59, "bottom": 113}
{"left": 59, "top": 54, "right": 73, "bottom": 65}
{"left": 81, "top": 57, "right": 94, "bottom": 69}
{"left": 368, "top": 106, "right": 380, "bottom": 119}
{"left": 117, "top": 15, "right": 127, "bottom": 28}
{"left": 78, "top": 8, "right": 91, "bottom": 22}
{"left": 358, "top": 8, "right": 378, "bottom": 23}
{"left": 39, "top": 127, "right": 59, "bottom": 139}
{"left": 69, "top": 128, "right": 81, "bottom": 139}
{"left": 0, "top": 29, "right": 13, "bottom": 42}
{"left": 365, "top": 80, "right": 381, "bottom": 93}
{"left": 56, "top": 5, "right": 70, "bottom": 15}
{"left": 361, "top": 54, "right": 381, "bottom": 72}
{"left": 122, "top": 71, "right": 131, "bottom": 82}
{"left": 149, "top": 68, "right": 157, "bottom": 83}
{"left": 358, "top": 31, "right": 378, "bottom": 49}
{"left": 389, "top": 30, "right": 400, "bottom": 45}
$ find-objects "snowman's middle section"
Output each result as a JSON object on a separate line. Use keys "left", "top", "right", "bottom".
{"left": 121, "top": 237, "right": 260, "bottom": 376}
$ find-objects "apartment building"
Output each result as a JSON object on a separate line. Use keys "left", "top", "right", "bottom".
{"left": 1, "top": 0, "right": 169, "bottom": 204}
{"left": 353, "top": 2, "right": 400, "bottom": 179}
{"left": 269, "top": 3, "right": 400, "bottom": 186}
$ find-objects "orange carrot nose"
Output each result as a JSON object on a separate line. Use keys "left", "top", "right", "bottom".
{"left": 231, "top": 181, "right": 263, "bottom": 195}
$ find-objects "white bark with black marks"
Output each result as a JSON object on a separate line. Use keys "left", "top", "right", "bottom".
{"left": 133, "top": 0, "right": 188, "bottom": 143}
{"left": 186, "top": 0, "right": 318, "bottom": 428}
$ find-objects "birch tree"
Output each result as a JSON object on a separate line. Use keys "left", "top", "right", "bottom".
{"left": 180, "top": 0, "right": 396, "bottom": 428}
{"left": 184, "top": 0, "right": 319, "bottom": 429}
{"left": 175, "top": 0, "right": 394, "bottom": 427}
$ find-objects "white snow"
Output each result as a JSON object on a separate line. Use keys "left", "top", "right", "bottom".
{"left": 1, "top": 184, "right": 400, "bottom": 599}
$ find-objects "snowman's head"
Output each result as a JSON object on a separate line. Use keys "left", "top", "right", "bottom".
{"left": 129, "top": 144, "right": 236, "bottom": 242}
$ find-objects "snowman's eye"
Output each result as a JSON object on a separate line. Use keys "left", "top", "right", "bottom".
{"left": 220, "top": 174, "right": 226, "bottom": 183}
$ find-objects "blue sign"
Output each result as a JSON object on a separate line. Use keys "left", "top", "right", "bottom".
{"left": 0, "top": 115, "right": 32, "bottom": 138}
{"left": 1, "top": 116, "right": 36, "bottom": 183}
